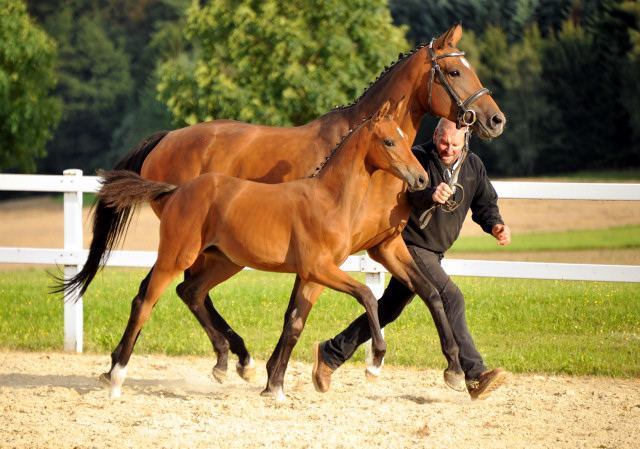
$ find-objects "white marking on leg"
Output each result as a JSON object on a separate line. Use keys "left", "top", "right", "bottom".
{"left": 366, "top": 363, "right": 381, "bottom": 378}
{"left": 236, "top": 356, "right": 255, "bottom": 370}
{"left": 109, "top": 363, "right": 127, "bottom": 398}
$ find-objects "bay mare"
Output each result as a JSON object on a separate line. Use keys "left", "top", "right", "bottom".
{"left": 96, "top": 101, "right": 427, "bottom": 400}
{"left": 59, "top": 24, "right": 505, "bottom": 398}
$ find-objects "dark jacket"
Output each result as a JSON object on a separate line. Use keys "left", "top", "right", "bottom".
{"left": 402, "top": 141, "right": 504, "bottom": 255}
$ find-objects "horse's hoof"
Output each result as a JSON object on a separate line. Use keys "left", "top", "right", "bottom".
{"left": 212, "top": 366, "right": 227, "bottom": 384}
{"left": 364, "top": 365, "right": 381, "bottom": 382}
{"left": 443, "top": 369, "right": 466, "bottom": 392}
{"left": 236, "top": 357, "right": 256, "bottom": 383}
{"left": 98, "top": 372, "right": 111, "bottom": 387}
{"left": 259, "top": 385, "right": 287, "bottom": 402}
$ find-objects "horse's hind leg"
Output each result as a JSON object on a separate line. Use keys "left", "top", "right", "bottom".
{"left": 264, "top": 276, "right": 325, "bottom": 401}
{"left": 107, "top": 265, "right": 183, "bottom": 398}
{"left": 100, "top": 266, "right": 155, "bottom": 386}
{"left": 177, "top": 250, "right": 254, "bottom": 383}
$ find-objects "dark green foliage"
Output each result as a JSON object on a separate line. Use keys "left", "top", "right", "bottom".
{"left": 0, "top": 0, "right": 61, "bottom": 172}
{"left": 390, "top": 0, "right": 640, "bottom": 176}
{"left": 5, "top": 0, "right": 640, "bottom": 176}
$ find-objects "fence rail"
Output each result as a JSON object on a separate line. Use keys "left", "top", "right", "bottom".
{"left": 1, "top": 170, "right": 639, "bottom": 353}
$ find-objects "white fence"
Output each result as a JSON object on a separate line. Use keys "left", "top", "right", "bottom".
{"left": 1, "top": 169, "right": 639, "bottom": 353}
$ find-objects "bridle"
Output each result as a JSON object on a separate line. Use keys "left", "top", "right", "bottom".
{"left": 418, "top": 39, "right": 490, "bottom": 229}
{"left": 427, "top": 39, "right": 491, "bottom": 128}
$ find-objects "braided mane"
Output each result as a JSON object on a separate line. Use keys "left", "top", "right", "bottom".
{"left": 308, "top": 42, "right": 428, "bottom": 179}
{"left": 307, "top": 114, "right": 371, "bottom": 178}
{"left": 335, "top": 42, "right": 428, "bottom": 110}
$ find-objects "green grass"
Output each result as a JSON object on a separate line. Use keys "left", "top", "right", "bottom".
{"left": 450, "top": 225, "right": 640, "bottom": 253}
{"left": 1, "top": 267, "right": 638, "bottom": 378}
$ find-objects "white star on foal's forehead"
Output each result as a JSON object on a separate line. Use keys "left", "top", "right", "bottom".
{"left": 460, "top": 57, "right": 471, "bottom": 70}
{"left": 396, "top": 126, "right": 406, "bottom": 140}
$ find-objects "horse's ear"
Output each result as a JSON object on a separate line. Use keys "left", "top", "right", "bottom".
{"left": 433, "top": 23, "right": 462, "bottom": 50}
{"left": 390, "top": 96, "right": 405, "bottom": 121}
{"left": 375, "top": 99, "right": 392, "bottom": 122}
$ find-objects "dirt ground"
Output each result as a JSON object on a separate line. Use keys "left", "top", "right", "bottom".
{"left": 1, "top": 195, "right": 639, "bottom": 448}
{"left": 1, "top": 351, "right": 639, "bottom": 449}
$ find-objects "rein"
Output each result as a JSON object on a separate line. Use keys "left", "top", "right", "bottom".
{"left": 418, "top": 129, "right": 470, "bottom": 229}
{"left": 427, "top": 39, "right": 490, "bottom": 128}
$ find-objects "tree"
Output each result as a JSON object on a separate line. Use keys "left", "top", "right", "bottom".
{"left": 620, "top": 0, "right": 640, "bottom": 160}
{"left": 470, "top": 25, "right": 559, "bottom": 176}
{"left": 0, "top": 0, "right": 61, "bottom": 172}
{"left": 36, "top": 7, "right": 133, "bottom": 174}
{"left": 158, "top": 0, "right": 409, "bottom": 127}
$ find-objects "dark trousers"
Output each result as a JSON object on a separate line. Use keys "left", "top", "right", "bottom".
{"left": 321, "top": 246, "right": 487, "bottom": 380}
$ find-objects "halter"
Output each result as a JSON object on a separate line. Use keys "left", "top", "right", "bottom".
{"left": 427, "top": 39, "right": 491, "bottom": 128}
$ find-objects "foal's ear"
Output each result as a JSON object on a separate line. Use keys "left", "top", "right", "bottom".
{"left": 433, "top": 23, "right": 462, "bottom": 50}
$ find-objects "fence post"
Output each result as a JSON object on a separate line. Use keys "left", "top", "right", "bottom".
{"left": 362, "top": 256, "right": 385, "bottom": 367}
{"left": 63, "top": 169, "right": 83, "bottom": 352}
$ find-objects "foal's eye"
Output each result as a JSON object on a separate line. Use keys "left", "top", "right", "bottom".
{"left": 383, "top": 139, "right": 395, "bottom": 147}
{"left": 449, "top": 70, "right": 461, "bottom": 77}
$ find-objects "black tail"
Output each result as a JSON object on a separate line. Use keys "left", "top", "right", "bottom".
{"left": 51, "top": 131, "right": 169, "bottom": 297}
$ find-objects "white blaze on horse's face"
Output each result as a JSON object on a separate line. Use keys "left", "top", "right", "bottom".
{"left": 460, "top": 57, "right": 472, "bottom": 71}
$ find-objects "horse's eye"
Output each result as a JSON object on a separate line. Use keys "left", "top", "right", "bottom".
{"left": 383, "top": 139, "right": 395, "bottom": 147}
{"left": 449, "top": 70, "right": 461, "bottom": 77}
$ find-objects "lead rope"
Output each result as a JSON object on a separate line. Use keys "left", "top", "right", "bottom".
{"left": 418, "top": 129, "right": 470, "bottom": 229}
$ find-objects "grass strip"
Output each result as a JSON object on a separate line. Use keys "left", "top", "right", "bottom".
{"left": 450, "top": 225, "right": 640, "bottom": 253}
{"left": 1, "top": 268, "right": 638, "bottom": 378}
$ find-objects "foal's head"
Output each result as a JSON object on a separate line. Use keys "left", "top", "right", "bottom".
{"left": 366, "top": 98, "right": 428, "bottom": 192}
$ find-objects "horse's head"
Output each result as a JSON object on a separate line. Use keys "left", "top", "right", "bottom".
{"left": 426, "top": 24, "right": 505, "bottom": 139}
{"left": 367, "top": 98, "right": 428, "bottom": 192}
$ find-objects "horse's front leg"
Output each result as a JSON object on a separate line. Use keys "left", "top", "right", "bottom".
{"left": 178, "top": 250, "right": 254, "bottom": 383}
{"left": 263, "top": 276, "right": 325, "bottom": 402}
{"left": 367, "top": 236, "right": 463, "bottom": 382}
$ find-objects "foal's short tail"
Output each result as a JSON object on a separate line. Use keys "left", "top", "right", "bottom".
{"left": 51, "top": 171, "right": 177, "bottom": 299}
{"left": 97, "top": 170, "right": 178, "bottom": 214}
{"left": 53, "top": 170, "right": 178, "bottom": 299}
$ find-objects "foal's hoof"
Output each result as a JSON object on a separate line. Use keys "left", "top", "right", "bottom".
{"left": 236, "top": 357, "right": 256, "bottom": 383}
{"left": 98, "top": 372, "right": 111, "bottom": 387}
{"left": 211, "top": 366, "right": 227, "bottom": 384}
{"left": 443, "top": 369, "right": 466, "bottom": 392}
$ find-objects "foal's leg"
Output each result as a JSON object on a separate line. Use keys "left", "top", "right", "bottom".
{"left": 367, "top": 236, "right": 463, "bottom": 378}
{"left": 177, "top": 250, "right": 254, "bottom": 382}
{"left": 308, "top": 263, "right": 387, "bottom": 371}
{"left": 263, "top": 276, "right": 325, "bottom": 401}
{"left": 100, "top": 267, "right": 155, "bottom": 386}
{"left": 108, "top": 265, "right": 184, "bottom": 398}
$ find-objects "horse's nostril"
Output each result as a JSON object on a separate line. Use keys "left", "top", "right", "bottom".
{"left": 491, "top": 114, "right": 504, "bottom": 127}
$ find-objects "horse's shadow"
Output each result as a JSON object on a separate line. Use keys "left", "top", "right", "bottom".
{"left": 0, "top": 372, "right": 263, "bottom": 400}
{"left": 0, "top": 373, "right": 103, "bottom": 396}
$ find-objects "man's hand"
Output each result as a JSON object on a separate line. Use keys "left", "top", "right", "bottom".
{"left": 492, "top": 224, "right": 511, "bottom": 246}
{"left": 432, "top": 182, "right": 453, "bottom": 204}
